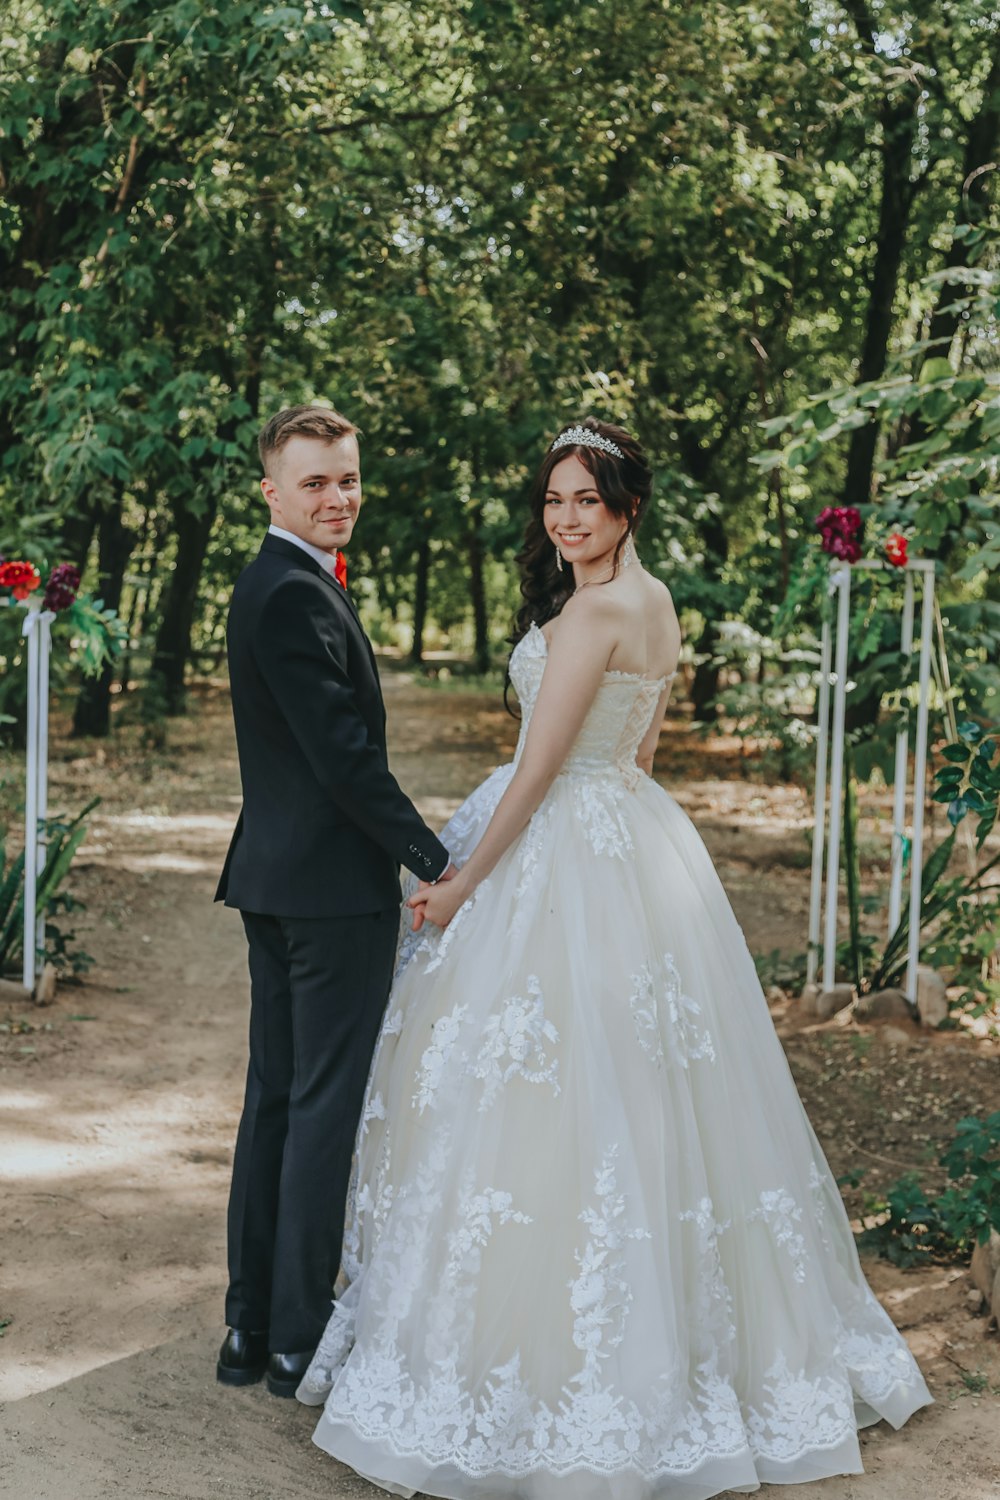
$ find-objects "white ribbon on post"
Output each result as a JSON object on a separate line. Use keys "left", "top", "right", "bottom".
{"left": 807, "top": 558, "right": 936, "bottom": 1004}
{"left": 21, "top": 602, "right": 56, "bottom": 992}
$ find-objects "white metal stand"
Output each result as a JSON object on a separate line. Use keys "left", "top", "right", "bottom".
{"left": 21, "top": 601, "right": 55, "bottom": 992}
{"left": 807, "top": 558, "right": 936, "bottom": 1003}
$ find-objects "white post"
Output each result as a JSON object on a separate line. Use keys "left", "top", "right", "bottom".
{"left": 888, "top": 569, "right": 915, "bottom": 935}
{"left": 905, "top": 565, "right": 936, "bottom": 1002}
{"left": 35, "top": 611, "right": 54, "bottom": 961}
{"left": 21, "top": 603, "right": 41, "bottom": 992}
{"left": 822, "top": 565, "right": 852, "bottom": 992}
{"left": 806, "top": 609, "right": 833, "bottom": 987}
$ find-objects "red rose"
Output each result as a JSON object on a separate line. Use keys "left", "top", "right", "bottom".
{"left": 885, "top": 533, "right": 908, "bottom": 568}
{"left": 0, "top": 560, "right": 41, "bottom": 601}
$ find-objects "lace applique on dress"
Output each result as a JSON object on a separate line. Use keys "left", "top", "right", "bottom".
{"left": 413, "top": 1003, "right": 469, "bottom": 1113}
{"left": 679, "top": 1198, "right": 736, "bottom": 1349}
{"left": 472, "top": 976, "right": 560, "bottom": 1110}
{"left": 628, "top": 962, "right": 665, "bottom": 1064}
{"left": 745, "top": 1352, "right": 855, "bottom": 1463}
{"left": 572, "top": 778, "right": 634, "bottom": 858}
{"left": 629, "top": 953, "right": 715, "bottom": 1068}
{"left": 750, "top": 1188, "right": 809, "bottom": 1285}
{"left": 571, "top": 1147, "right": 652, "bottom": 1360}
{"left": 447, "top": 1188, "right": 534, "bottom": 1277}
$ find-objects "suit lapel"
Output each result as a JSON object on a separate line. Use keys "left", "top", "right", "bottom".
{"left": 259, "top": 533, "right": 384, "bottom": 707}
{"left": 317, "top": 569, "right": 385, "bottom": 705}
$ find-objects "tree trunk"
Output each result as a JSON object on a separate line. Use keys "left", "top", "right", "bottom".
{"left": 841, "top": 4, "right": 920, "bottom": 506}
{"left": 411, "top": 539, "right": 430, "bottom": 664}
{"left": 922, "top": 40, "right": 1000, "bottom": 360}
{"left": 118, "top": 506, "right": 155, "bottom": 693}
{"left": 149, "top": 499, "right": 217, "bottom": 715}
{"left": 71, "top": 506, "right": 133, "bottom": 737}
{"left": 467, "top": 506, "right": 489, "bottom": 674}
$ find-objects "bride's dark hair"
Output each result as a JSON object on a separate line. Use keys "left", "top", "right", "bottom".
{"left": 511, "top": 416, "right": 653, "bottom": 649}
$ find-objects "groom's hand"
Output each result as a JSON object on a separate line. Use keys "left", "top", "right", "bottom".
{"left": 409, "top": 863, "right": 457, "bottom": 931}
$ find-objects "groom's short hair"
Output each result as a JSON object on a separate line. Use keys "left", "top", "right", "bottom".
{"left": 258, "top": 405, "right": 358, "bottom": 475}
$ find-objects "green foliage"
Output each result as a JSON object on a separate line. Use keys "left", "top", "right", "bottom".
{"left": 858, "top": 1113, "right": 1000, "bottom": 1266}
{"left": 697, "top": 621, "right": 817, "bottom": 779}
{"left": 0, "top": 797, "right": 100, "bottom": 975}
{"left": 933, "top": 720, "right": 1000, "bottom": 848}
{"left": 1, "top": 0, "right": 998, "bottom": 725}
{"left": 0, "top": 595, "right": 125, "bottom": 744}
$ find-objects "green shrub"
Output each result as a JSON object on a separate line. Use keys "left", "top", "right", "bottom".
{"left": 857, "top": 1113, "right": 1000, "bottom": 1266}
{"left": 0, "top": 797, "right": 100, "bottom": 976}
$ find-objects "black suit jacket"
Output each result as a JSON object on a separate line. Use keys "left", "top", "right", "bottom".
{"left": 216, "top": 534, "right": 449, "bottom": 917}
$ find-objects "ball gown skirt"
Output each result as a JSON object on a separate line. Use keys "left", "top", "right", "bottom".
{"left": 297, "top": 624, "right": 931, "bottom": 1499}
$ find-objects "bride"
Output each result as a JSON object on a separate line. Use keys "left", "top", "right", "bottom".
{"left": 297, "top": 417, "right": 931, "bottom": 1499}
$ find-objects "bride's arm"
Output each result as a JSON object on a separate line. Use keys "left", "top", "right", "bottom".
{"left": 411, "top": 595, "right": 620, "bottom": 927}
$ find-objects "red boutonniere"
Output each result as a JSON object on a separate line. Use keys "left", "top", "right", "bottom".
{"left": 885, "top": 533, "right": 908, "bottom": 568}
{"left": 0, "top": 559, "right": 42, "bottom": 601}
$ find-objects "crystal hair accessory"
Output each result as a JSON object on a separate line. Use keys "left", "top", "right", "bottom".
{"left": 551, "top": 426, "right": 625, "bottom": 461}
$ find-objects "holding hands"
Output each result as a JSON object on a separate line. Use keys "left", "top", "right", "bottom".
{"left": 408, "top": 863, "right": 469, "bottom": 931}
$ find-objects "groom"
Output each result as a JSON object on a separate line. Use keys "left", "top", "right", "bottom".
{"left": 215, "top": 405, "right": 452, "bottom": 1396}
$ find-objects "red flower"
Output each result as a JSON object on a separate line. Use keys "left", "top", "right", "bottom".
{"left": 885, "top": 533, "right": 908, "bottom": 568}
{"left": 815, "top": 506, "right": 863, "bottom": 563}
{"left": 43, "top": 562, "right": 82, "bottom": 612}
{"left": 0, "top": 559, "right": 42, "bottom": 601}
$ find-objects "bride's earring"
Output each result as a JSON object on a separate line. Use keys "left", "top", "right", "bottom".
{"left": 554, "top": 545, "right": 564, "bottom": 573}
{"left": 622, "top": 535, "right": 636, "bottom": 569}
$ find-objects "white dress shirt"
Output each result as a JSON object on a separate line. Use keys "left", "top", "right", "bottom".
{"left": 268, "top": 523, "right": 340, "bottom": 577}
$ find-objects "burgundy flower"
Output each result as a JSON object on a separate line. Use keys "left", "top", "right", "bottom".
{"left": 43, "top": 562, "right": 82, "bottom": 612}
{"left": 815, "top": 505, "right": 863, "bottom": 563}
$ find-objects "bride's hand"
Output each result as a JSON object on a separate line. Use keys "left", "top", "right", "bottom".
{"left": 408, "top": 873, "right": 470, "bottom": 931}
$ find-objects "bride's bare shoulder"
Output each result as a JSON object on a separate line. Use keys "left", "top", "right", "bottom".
{"left": 644, "top": 572, "right": 676, "bottom": 609}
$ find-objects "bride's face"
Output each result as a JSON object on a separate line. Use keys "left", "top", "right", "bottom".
{"left": 543, "top": 455, "right": 626, "bottom": 567}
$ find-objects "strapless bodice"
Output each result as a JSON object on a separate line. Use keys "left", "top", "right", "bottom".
{"left": 508, "top": 623, "right": 672, "bottom": 789}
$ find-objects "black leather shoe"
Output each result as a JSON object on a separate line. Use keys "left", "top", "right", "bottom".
{"left": 266, "top": 1348, "right": 316, "bottom": 1398}
{"left": 216, "top": 1328, "right": 269, "bottom": 1386}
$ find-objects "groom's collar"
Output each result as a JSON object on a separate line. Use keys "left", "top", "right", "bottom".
{"left": 266, "top": 523, "right": 340, "bottom": 577}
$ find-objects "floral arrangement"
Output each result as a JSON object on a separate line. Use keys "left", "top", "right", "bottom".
{"left": 0, "top": 557, "right": 81, "bottom": 611}
{"left": 814, "top": 511, "right": 911, "bottom": 569}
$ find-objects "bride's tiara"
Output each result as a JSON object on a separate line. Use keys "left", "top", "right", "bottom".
{"left": 551, "top": 426, "right": 624, "bottom": 461}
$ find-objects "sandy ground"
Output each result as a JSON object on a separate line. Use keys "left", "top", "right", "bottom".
{"left": 1, "top": 670, "right": 999, "bottom": 1499}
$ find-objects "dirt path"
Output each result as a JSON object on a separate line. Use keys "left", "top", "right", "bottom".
{"left": 1, "top": 671, "right": 999, "bottom": 1499}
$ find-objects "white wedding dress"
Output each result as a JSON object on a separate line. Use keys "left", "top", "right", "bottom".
{"left": 298, "top": 623, "right": 931, "bottom": 1499}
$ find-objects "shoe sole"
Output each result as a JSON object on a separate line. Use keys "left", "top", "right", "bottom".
{"left": 265, "top": 1372, "right": 303, "bottom": 1398}
{"left": 216, "top": 1361, "right": 267, "bottom": 1387}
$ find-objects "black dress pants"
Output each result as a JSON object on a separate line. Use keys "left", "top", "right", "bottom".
{"left": 225, "top": 909, "right": 397, "bottom": 1352}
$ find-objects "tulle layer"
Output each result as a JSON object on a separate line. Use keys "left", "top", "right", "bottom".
{"left": 300, "top": 765, "right": 931, "bottom": 1498}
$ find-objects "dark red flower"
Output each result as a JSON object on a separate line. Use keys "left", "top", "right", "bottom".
{"left": 815, "top": 505, "right": 863, "bottom": 563}
{"left": 885, "top": 533, "right": 908, "bottom": 568}
{"left": 43, "top": 562, "right": 82, "bottom": 612}
{"left": 0, "top": 559, "right": 42, "bottom": 601}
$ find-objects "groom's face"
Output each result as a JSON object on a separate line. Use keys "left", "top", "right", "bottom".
{"left": 261, "top": 433, "right": 362, "bottom": 554}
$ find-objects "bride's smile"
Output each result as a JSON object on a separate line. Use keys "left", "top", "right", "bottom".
{"left": 543, "top": 452, "right": 628, "bottom": 582}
